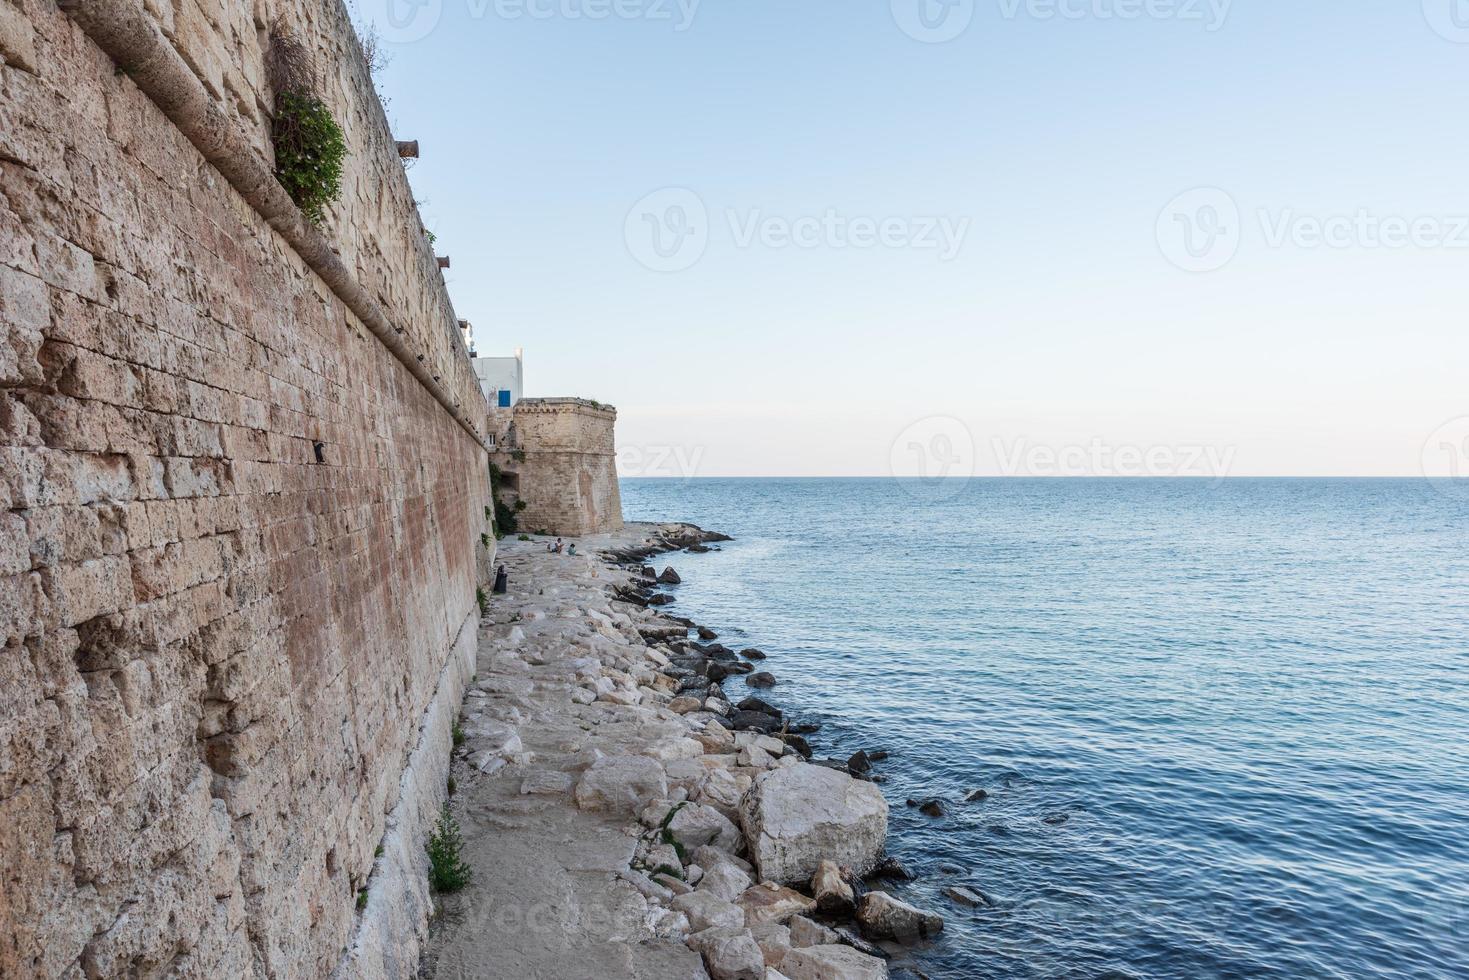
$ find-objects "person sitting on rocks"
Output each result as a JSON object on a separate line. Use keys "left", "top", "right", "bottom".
{"left": 548, "top": 538, "right": 563, "bottom": 553}
{"left": 567, "top": 543, "right": 577, "bottom": 556}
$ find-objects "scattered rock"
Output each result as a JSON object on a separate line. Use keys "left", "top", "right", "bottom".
{"left": 728, "top": 710, "right": 781, "bottom": 734}
{"left": 519, "top": 771, "right": 574, "bottom": 795}
{"left": 703, "top": 932, "right": 764, "bottom": 980}
{"left": 736, "top": 697, "right": 781, "bottom": 717}
{"left": 869, "top": 857, "right": 913, "bottom": 881}
{"left": 788, "top": 916, "right": 840, "bottom": 949}
{"left": 856, "top": 892, "right": 944, "bottom": 944}
{"left": 1042, "top": 812, "right": 1070, "bottom": 826}
{"left": 660, "top": 567, "right": 682, "bottom": 584}
{"left": 745, "top": 672, "right": 777, "bottom": 689}
{"left": 846, "top": 750, "right": 873, "bottom": 775}
{"left": 697, "top": 861, "right": 755, "bottom": 902}
{"left": 943, "top": 885, "right": 987, "bottom": 908}
{"left": 811, "top": 860, "right": 856, "bottom": 916}
{"left": 648, "top": 593, "right": 676, "bottom": 606}
{"left": 693, "top": 846, "right": 753, "bottom": 876}
{"left": 737, "top": 764, "right": 889, "bottom": 885}
{"left": 918, "top": 800, "right": 945, "bottom": 818}
{"left": 654, "top": 872, "right": 694, "bottom": 896}
{"left": 963, "top": 789, "right": 988, "bottom": 803}
{"left": 737, "top": 744, "right": 776, "bottom": 769}
{"left": 776, "top": 733, "right": 813, "bottom": 759}
{"left": 668, "top": 696, "right": 704, "bottom": 714}
{"left": 697, "top": 625, "right": 719, "bottom": 640}
{"left": 780, "top": 944, "right": 889, "bottom": 980}
{"left": 672, "top": 892, "right": 746, "bottom": 933}
{"left": 831, "top": 925, "right": 887, "bottom": 959}
{"left": 667, "top": 802, "right": 742, "bottom": 851}
{"left": 573, "top": 755, "right": 668, "bottom": 815}
{"left": 866, "top": 750, "right": 888, "bottom": 762}
{"left": 739, "top": 648, "right": 767, "bottom": 660}
{"left": 735, "top": 882, "right": 818, "bottom": 927}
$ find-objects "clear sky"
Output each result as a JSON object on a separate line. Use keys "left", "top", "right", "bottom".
{"left": 354, "top": 0, "right": 1469, "bottom": 478}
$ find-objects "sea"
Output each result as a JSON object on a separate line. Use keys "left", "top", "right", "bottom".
{"left": 618, "top": 478, "right": 1469, "bottom": 980}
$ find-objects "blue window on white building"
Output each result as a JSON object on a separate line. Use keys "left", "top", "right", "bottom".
{"left": 498, "top": 390, "right": 512, "bottom": 408}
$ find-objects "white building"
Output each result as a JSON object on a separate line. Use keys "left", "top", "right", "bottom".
{"left": 471, "top": 347, "right": 523, "bottom": 410}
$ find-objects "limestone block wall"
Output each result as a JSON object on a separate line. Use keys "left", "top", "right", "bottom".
{"left": 0, "top": 0, "right": 493, "bottom": 977}
{"left": 491, "top": 398, "right": 624, "bottom": 538}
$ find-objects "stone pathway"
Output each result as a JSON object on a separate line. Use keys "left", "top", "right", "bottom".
{"left": 420, "top": 534, "right": 705, "bottom": 979}
{"left": 418, "top": 526, "right": 905, "bottom": 980}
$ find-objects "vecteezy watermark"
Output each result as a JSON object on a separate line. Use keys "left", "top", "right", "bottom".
{"left": 890, "top": 416, "right": 976, "bottom": 501}
{"left": 992, "top": 436, "right": 1237, "bottom": 480}
{"left": 358, "top": 0, "right": 445, "bottom": 43}
{"left": 625, "top": 188, "right": 971, "bottom": 271}
{"left": 1421, "top": 416, "right": 1469, "bottom": 498}
{"left": 891, "top": 0, "right": 1231, "bottom": 42}
{"left": 891, "top": 0, "right": 976, "bottom": 43}
{"left": 1422, "top": 0, "right": 1469, "bottom": 42}
{"left": 356, "top": 0, "right": 701, "bottom": 44}
{"left": 624, "top": 188, "right": 709, "bottom": 273}
{"left": 1257, "top": 210, "right": 1469, "bottom": 251}
{"left": 726, "top": 210, "right": 970, "bottom": 259}
{"left": 1157, "top": 187, "right": 1469, "bottom": 272}
{"left": 616, "top": 443, "right": 705, "bottom": 479}
{"left": 1157, "top": 187, "right": 1242, "bottom": 273}
{"left": 997, "top": 0, "right": 1232, "bottom": 30}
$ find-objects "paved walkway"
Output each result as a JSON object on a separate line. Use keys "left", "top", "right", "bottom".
{"left": 419, "top": 535, "right": 708, "bottom": 980}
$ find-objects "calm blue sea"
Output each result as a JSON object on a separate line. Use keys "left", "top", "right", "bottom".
{"left": 618, "top": 478, "right": 1469, "bottom": 980}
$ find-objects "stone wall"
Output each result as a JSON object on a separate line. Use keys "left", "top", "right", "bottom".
{"left": 491, "top": 398, "right": 624, "bottom": 538}
{"left": 0, "top": 0, "right": 493, "bottom": 977}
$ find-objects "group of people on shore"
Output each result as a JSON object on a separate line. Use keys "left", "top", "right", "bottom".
{"left": 546, "top": 538, "right": 576, "bottom": 556}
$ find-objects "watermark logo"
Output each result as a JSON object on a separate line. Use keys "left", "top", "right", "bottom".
{"left": 997, "top": 0, "right": 1232, "bottom": 31}
{"left": 625, "top": 189, "right": 972, "bottom": 271}
{"left": 624, "top": 188, "right": 709, "bottom": 273}
{"left": 1157, "top": 187, "right": 1241, "bottom": 273}
{"left": 892, "top": 0, "right": 976, "bottom": 43}
{"left": 727, "top": 210, "right": 970, "bottom": 259}
{"left": 359, "top": 0, "right": 444, "bottom": 43}
{"left": 486, "top": 0, "right": 702, "bottom": 30}
{"left": 616, "top": 443, "right": 705, "bottom": 479}
{"left": 992, "top": 437, "right": 1236, "bottom": 480}
{"left": 1423, "top": 0, "right": 1469, "bottom": 42}
{"left": 890, "top": 415, "right": 976, "bottom": 500}
{"left": 1159, "top": 188, "right": 1469, "bottom": 272}
{"left": 1421, "top": 416, "right": 1469, "bottom": 498}
{"left": 359, "top": 0, "right": 701, "bottom": 44}
{"left": 1258, "top": 209, "right": 1469, "bottom": 251}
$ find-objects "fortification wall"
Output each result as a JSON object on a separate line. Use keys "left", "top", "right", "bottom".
{"left": 0, "top": 0, "right": 492, "bottom": 976}
{"left": 492, "top": 399, "right": 623, "bottom": 538}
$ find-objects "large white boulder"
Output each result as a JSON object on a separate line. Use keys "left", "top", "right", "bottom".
{"left": 736, "top": 764, "right": 888, "bottom": 885}
{"left": 573, "top": 755, "right": 668, "bottom": 815}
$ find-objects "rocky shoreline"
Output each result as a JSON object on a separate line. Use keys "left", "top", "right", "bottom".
{"left": 421, "top": 522, "right": 946, "bottom": 979}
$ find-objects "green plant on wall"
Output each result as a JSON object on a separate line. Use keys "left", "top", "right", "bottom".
{"left": 272, "top": 91, "right": 347, "bottom": 225}
{"left": 426, "top": 804, "right": 472, "bottom": 893}
{"left": 488, "top": 460, "right": 517, "bottom": 536}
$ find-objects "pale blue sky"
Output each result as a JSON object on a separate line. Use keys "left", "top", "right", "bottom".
{"left": 356, "top": 0, "right": 1469, "bottom": 477}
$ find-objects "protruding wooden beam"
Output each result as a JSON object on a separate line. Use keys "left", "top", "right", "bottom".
{"left": 396, "top": 140, "right": 419, "bottom": 158}
{"left": 436, "top": 256, "right": 450, "bottom": 269}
